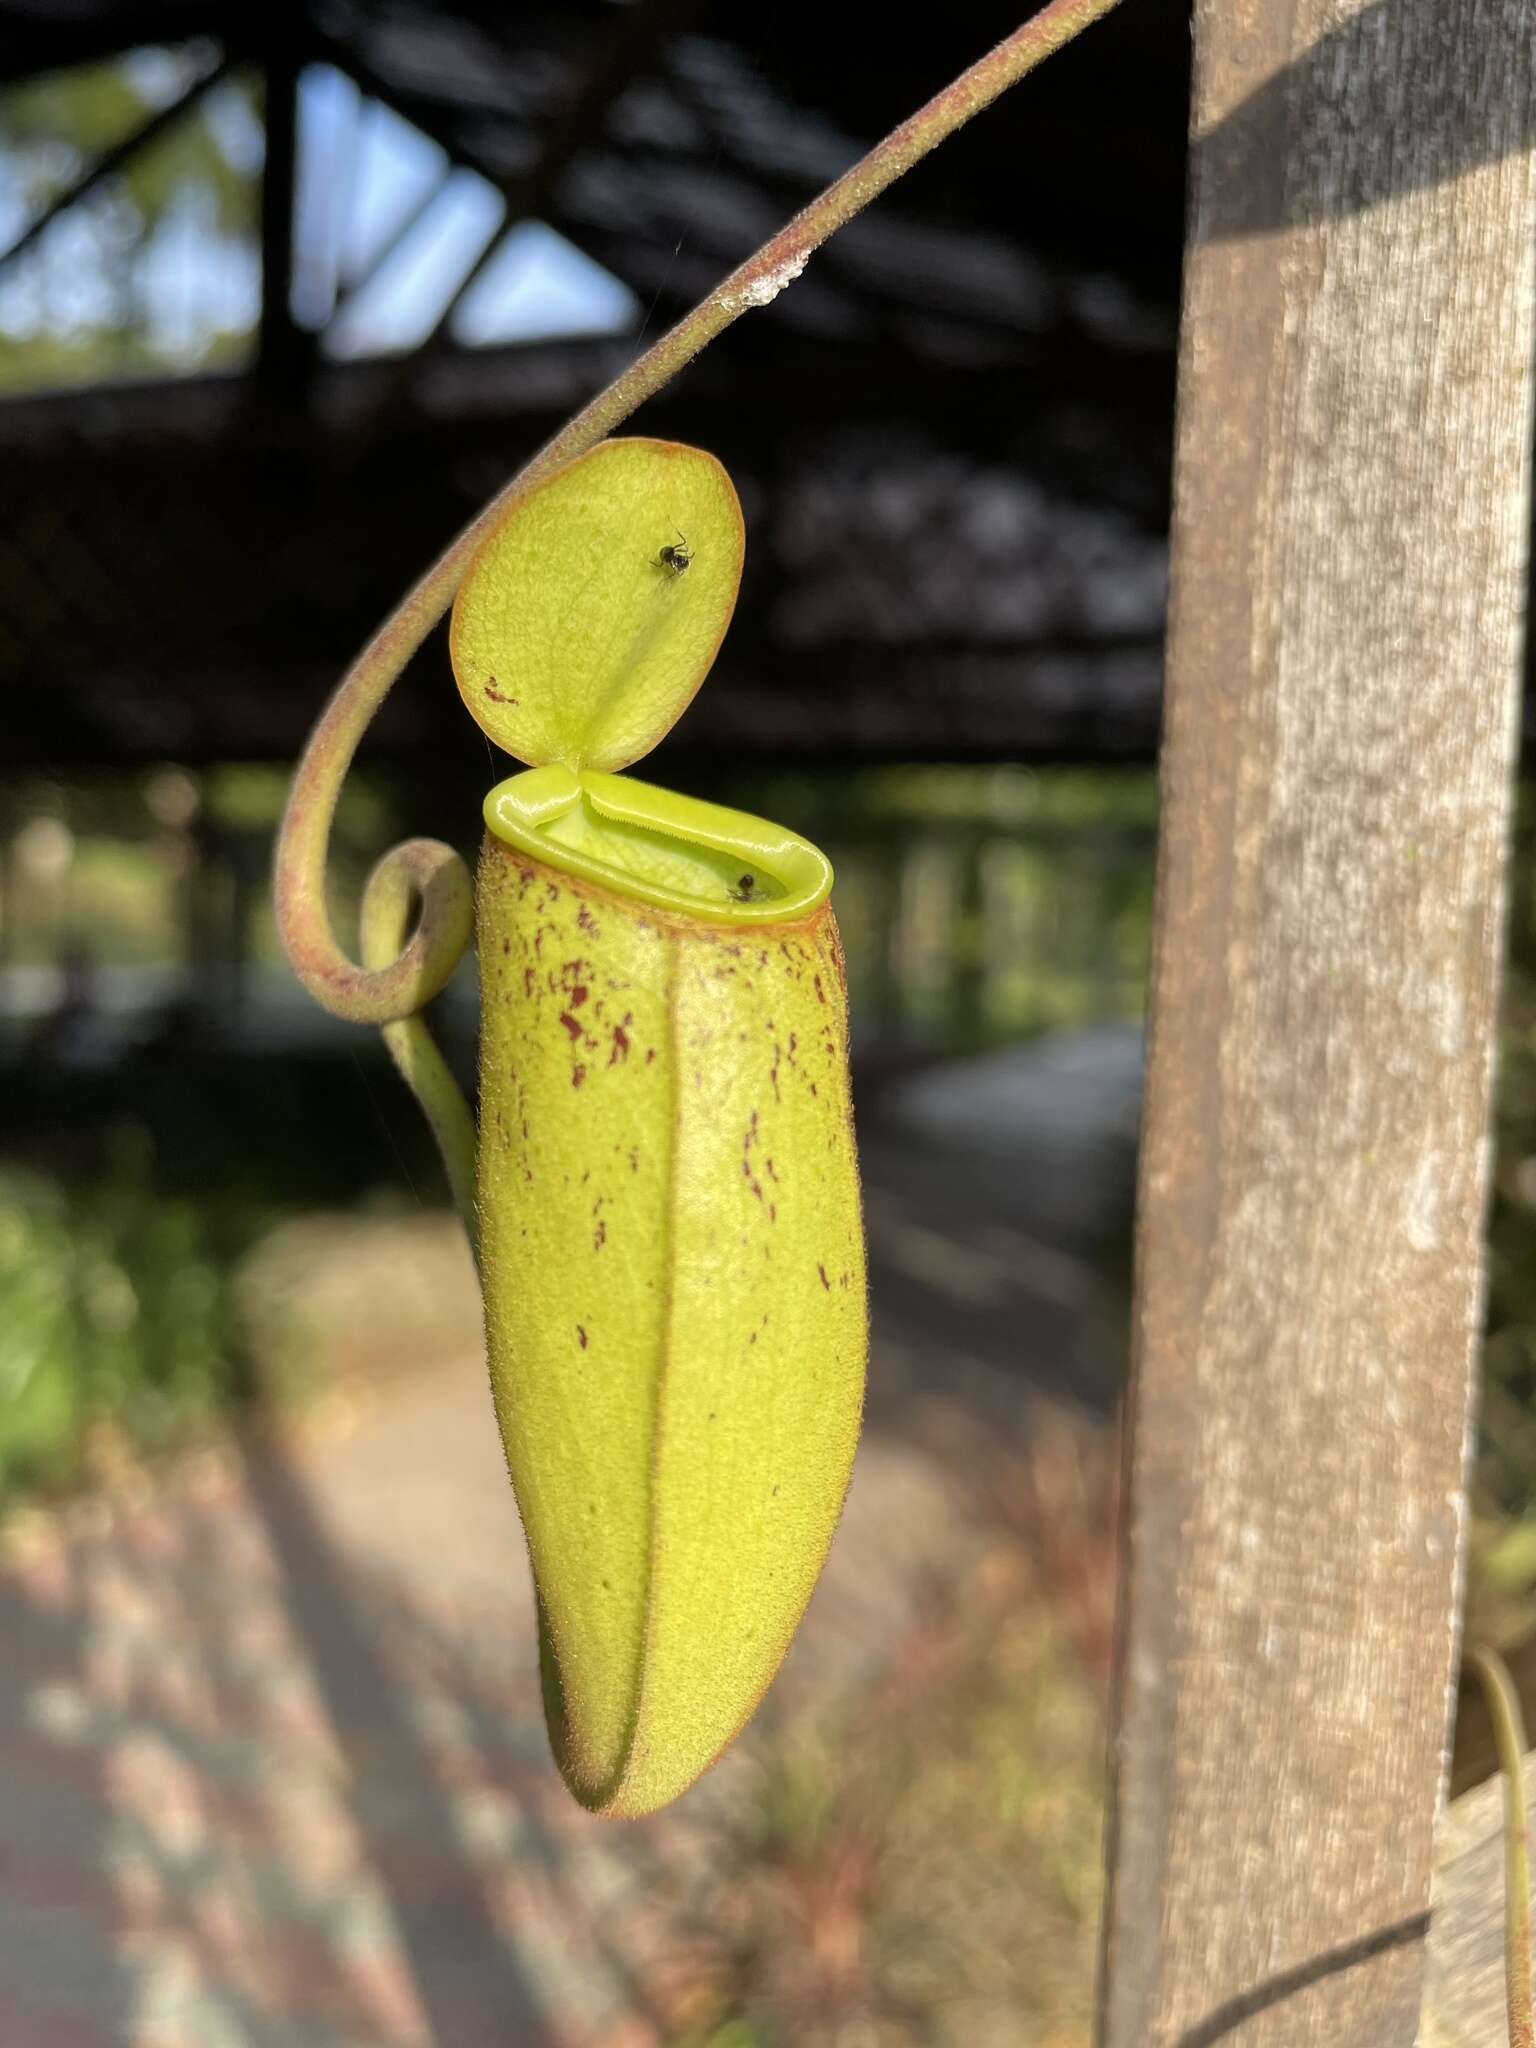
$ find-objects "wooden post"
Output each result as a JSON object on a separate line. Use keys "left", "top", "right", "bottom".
{"left": 1099, "top": 7, "right": 1536, "bottom": 2046}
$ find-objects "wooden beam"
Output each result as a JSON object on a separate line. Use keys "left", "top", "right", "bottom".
{"left": 324, "top": 0, "right": 698, "bottom": 435}
{"left": 0, "top": 10, "right": 225, "bottom": 89}
{"left": 310, "top": 37, "right": 694, "bottom": 361}
{"left": 409, "top": 0, "right": 702, "bottom": 358}
{"left": 0, "top": 55, "right": 232, "bottom": 279}
{"left": 1100, "top": 6, "right": 1536, "bottom": 2046}
{"left": 332, "top": 163, "right": 453, "bottom": 316}
{"left": 255, "top": 14, "right": 313, "bottom": 408}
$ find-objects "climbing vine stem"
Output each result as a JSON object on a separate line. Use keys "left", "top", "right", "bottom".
{"left": 358, "top": 845, "right": 480, "bottom": 1243}
{"left": 1469, "top": 1647, "right": 1535, "bottom": 2048}
{"left": 272, "top": 0, "right": 1127, "bottom": 1180}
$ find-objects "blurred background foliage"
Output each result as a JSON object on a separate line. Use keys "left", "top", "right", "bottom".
{"left": 0, "top": 45, "right": 260, "bottom": 387}
{"left": 0, "top": 762, "right": 432, "bottom": 1498}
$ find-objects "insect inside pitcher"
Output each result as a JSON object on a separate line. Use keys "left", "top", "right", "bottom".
{"left": 655, "top": 528, "right": 692, "bottom": 574}
{"left": 731, "top": 872, "right": 757, "bottom": 900}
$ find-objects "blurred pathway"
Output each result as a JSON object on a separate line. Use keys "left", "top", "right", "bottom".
{"left": 0, "top": 1115, "right": 1123, "bottom": 2048}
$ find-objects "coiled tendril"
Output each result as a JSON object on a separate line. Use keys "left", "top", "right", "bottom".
{"left": 270, "top": 0, "right": 1124, "bottom": 1232}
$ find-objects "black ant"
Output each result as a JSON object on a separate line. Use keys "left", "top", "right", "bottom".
{"left": 655, "top": 529, "right": 692, "bottom": 575}
{"left": 730, "top": 873, "right": 757, "bottom": 901}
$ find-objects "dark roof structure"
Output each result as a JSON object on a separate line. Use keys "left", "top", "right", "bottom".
{"left": 1, "top": 0, "right": 1192, "bottom": 772}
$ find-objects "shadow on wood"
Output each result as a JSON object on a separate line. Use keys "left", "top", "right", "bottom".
{"left": 1197, "top": 0, "right": 1535, "bottom": 240}
{"left": 1175, "top": 1916, "right": 1431, "bottom": 2048}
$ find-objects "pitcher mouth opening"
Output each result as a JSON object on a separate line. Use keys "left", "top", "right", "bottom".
{"left": 484, "top": 765, "right": 833, "bottom": 925}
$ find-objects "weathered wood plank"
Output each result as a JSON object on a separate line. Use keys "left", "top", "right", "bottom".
{"left": 1426, "top": 1751, "right": 1536, "bottom": 2046}
{"left": 1098, "top": 6, "right": 1536, "bottom": 2045}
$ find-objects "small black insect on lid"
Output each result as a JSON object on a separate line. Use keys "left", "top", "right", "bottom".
{"left": 656, "top": 529, "right": 692, "bottom": 574}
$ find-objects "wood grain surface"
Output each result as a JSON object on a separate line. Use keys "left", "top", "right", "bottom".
{"left": 1426, "top": 1749, "right": 1536, "bottom": 2046}
{"left": 1098, "top": 5, "right": 1536, "bottom": 2043}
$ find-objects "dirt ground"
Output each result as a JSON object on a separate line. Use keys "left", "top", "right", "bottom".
{"left": 0, "top": 1121, "right": 1125, "bottom": 2048}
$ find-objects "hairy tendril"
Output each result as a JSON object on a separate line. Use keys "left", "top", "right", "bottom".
{"left": 271, "top": 0, "right": 1125, "bottom": 1230}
